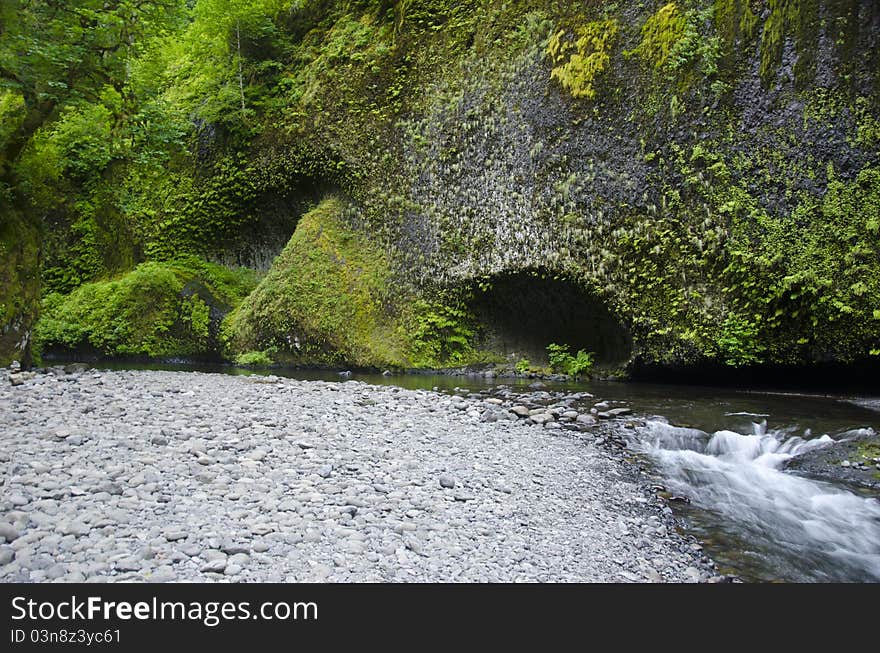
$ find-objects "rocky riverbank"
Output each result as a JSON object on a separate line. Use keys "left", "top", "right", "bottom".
{"left": 0, "top": 366, "right": 718, "bottom": 583}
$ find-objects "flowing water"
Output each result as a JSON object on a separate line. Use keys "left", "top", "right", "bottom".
{"left": 630, "top": 419, "right": 880, "bottom": 581}
{"left": 70, "top": 361, "right": 880, "bottom": 582}
{"left": 576, "top": 382, "right": 880, "bottom": 582}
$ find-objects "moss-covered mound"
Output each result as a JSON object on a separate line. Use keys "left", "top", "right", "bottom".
{"left": 224, "top": 198, "right": 409, "bottom": 367}
{"left": 35, "top": 258, "right": 258, "bottom": 360}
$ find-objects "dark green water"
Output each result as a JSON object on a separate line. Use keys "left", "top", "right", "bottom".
{"left": 78, "top": 361, "right": 880, "bottom": 582}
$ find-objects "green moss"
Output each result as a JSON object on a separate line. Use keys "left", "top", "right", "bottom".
{"left": 760, "top": 0, "right": 790, "bottom": 81}
{"left": 547, "top": 19, "right": 618, "bottom": 100}
{"left": 0, "top": 89, "right": 26, "bottom": 159}
{"left": 667, "top": 147, "right": 880, "bottom": 365}
{"left": 224, "top": 197, "right": 409, "bottom": 367}
{"left": 225, "top": 197, "right": 495, "bottom": 369}
{"left": 758, "top": 0, "right": 824, "bottom": 86}
{"left": 629, "top": 3, "right": 688, "bottom": 69}
{"left": 41, "top": 173, "right": 140, "bottom": 295}
{"left": 714, "top": 0, "right": 757, "bottom": 48}
{"left": 0, "top": 209, "right": 41, "bottom": 366}
{"left": 34, "top": 257, "right": 258, "bottom": 359}
{"left": 620, "top": 1, "right": 723, "bottom": 112}
{"left": 856, "top": 440, "right": 880, "bottom": 463}
{"left": 146, "top": 154, "right": 259, "bottom": 259}
{"left": 854, "top": 97, "right": 880, "bottom": 147}
{"left": 594, "top": 130, "right": 880, "bottom": 368}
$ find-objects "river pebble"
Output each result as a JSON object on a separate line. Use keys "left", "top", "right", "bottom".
{"left": 0, "top": 368, "right": 712, "bottom": 582}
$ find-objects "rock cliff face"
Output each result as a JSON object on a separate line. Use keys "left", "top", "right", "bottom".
{"left": 5, "top": 1, "right": 880, "bottom": 376}
{"left": 232, "top": 0, "right": 880, "bottom": 373}
{"left": 0, "top": 209, "right": 39, "bottom": 366}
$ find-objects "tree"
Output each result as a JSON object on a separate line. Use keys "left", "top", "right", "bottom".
{"left": 0, "top": 1, "right": 183, "bottom": 367}
{"left": 186, "top": 0, "right": 291, "bottom": 126}
{"left": 0, "top": 0, "right": 182, "bottom": 185}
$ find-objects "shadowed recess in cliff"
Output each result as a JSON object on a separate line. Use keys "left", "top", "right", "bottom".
{"left": 468, "top": 272, "right": 632, "bottom": 366}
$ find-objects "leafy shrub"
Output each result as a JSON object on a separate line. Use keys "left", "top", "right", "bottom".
{"left": 49, "top": 102, "right": 116, "bottom": 181}
{"left": 716, "top": 314, "right": 764, "bottom": 367}
{"left": 408, "top": 299, "right": 475, "bottom": 368}
{"left": 546, "top": 343, "right": 594, "bottom": 377}
{"left": 234, "top": 350, "right": 275, "bottom": 367}
{"left": 515, "top": 358, "right": 531, "bottom": 374}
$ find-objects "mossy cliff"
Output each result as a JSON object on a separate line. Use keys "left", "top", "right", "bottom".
{"left": 4, "top": 0, "right": 880, "bottom": 376}
{"left": 0, "top": 208, "right": 40, "bottom": 366}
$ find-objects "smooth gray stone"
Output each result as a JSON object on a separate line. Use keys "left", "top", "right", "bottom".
{"left": 0, "top": 523, "right": 21, "bottom": 542}
{"left": 200, "top": 560, "right": 227, "bottom": 574}
{"left": 0, "top": 546, "right": 15, "bottom": 565}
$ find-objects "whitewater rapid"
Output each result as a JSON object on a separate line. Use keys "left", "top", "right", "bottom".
{"left": 631, "top": 419, "right": 880, "bottom": 581}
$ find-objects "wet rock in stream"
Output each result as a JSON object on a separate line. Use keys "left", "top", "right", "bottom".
{"left": 784, "top": 428, "right": 880, "bottom": 494}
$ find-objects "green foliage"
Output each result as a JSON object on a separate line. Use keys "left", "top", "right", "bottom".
{"left": 234, "top": 349, "right": 275, "bottom": 366}
{"left": 0, "top": 89, "right": 25, "bottom": 152}
{"left": 225, "top": 195, "right": 486, "bottom": 370}
{"left": 716, "top": 314, "right": 765, "bottom": 366}
{"left": 757, "top": 0, "right": 834, "bottom": 85}
{"left": 13, "top": 130, "right": 63, "bottom": 210}
{"left": 546, "top": 343, "right": 594, "bottom": 377}
{"left": 718, "top": 164, "right": 880, "bottom": 363}
{"left": 407, "top": 299, "right": 476, "bottom": 368}
{"left": 146, "top": 154, "right": 260, "bottom": 258}
{"left": 666, "top": 6, "right": 723, "bottom": 81}
{"left": 151, "top": 0, "right": 293, "bottom": 133}
{"left": 854, "top": 97, "right": 880, "bottom": 147}
{"left": 182, "top": 296, "right": 211, "bottom": 342}
{"left": 35, "top": 258, "right": 257, "bottom": 358}
{"left": 856, "top": 439, "right": 880, "bottom": 463}
{"left": 515, "top": 358, "right": 531, "bottom": 374}
{"left": 36, "top": 264, "right": 183, "bottom": 357}
{"left": 0, "top": 208, "right": 41, "bottom": 366}
{"left": 0, "top": 0, "right": 184, "bottom": 181}
{"left": 547, "top": 20, "right": 618, "bottom": 100}
{"left": 47, "top": 102, "right": 115, "bottom": 181}
{"left": 125, "top": 97, "right": 189, "bottom": 170}
{"left": 2, "top": 0, "right": 880, "bottom": 377}
{"left": 42, "top": 218, "right": 105, "bottom": 295}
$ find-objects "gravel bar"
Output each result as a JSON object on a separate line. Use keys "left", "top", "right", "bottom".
{"left": 0, "top": 368, "right": 715, "bottom": 583}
